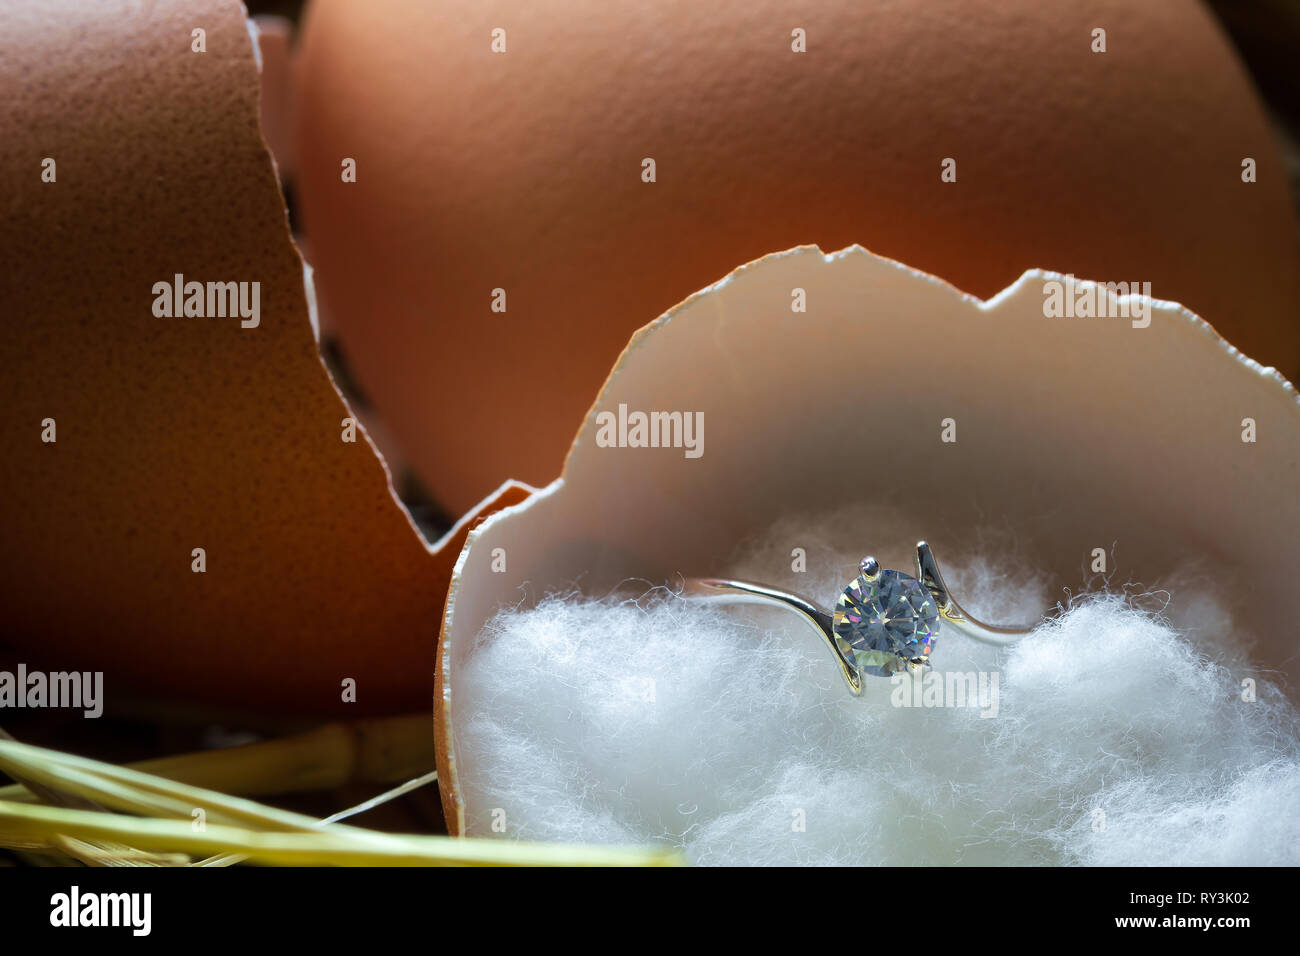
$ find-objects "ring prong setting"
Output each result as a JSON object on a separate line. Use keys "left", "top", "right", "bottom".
{"left": 833, "top": 558, "right": 940, "bottom": 675}
{"left": 684, "top": 540, "right": 1048, "bottom": 695}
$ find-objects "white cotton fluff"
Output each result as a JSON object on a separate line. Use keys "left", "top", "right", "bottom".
{"left": 457, "top": 512, "right": 1300, "bottom": 865}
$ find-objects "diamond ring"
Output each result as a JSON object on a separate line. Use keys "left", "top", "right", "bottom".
{"left": 683, "top": 541, "right": 1047, "bottom": 695}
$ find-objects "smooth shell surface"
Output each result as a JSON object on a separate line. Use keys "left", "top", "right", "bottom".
{"left": 437, "top": 244, "right": 1300, "bottom": 833}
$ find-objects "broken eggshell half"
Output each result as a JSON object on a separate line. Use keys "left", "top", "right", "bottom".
{"left": 0, "top": 0, "right": 532, "bottom": 715}
{"left": 435, "top": 243, "right": 1300, "bottom": 834}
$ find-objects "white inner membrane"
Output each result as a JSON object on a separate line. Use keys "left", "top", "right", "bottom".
{"left": 457, "top": 507, "right": 1300, "bottom": 865}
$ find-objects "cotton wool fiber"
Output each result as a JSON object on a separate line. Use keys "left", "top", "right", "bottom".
{"left": 457, "top": 509, "right": 1300, "bottom": 865}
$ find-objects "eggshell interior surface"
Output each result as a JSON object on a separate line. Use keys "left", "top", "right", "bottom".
{"left": 436, "top": 245, "right": 1300, "bottom": 834}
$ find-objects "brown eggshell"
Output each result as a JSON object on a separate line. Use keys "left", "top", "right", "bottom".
{"left": 0, "top": 0, "right": 531, "bottom": 715}
{"left": 436, "top": 245, "right": 1300, "bottom": 833}
{"left": 295, "top": 0, "right": 1300, "bottom": 517}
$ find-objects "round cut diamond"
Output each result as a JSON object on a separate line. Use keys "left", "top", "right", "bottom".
{"left": 832, "top": 569, "right": 939, "bottom": 673}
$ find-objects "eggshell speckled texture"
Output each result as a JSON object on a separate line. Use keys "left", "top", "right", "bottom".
{"left": 0, "top": 0, "right": 531, "bottom": 714}
{"left": 295, "top": 0, "right": 1300, "bottom": 517}
{"left": 435, "top": 245, "right": 1300, "bottom": 833}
